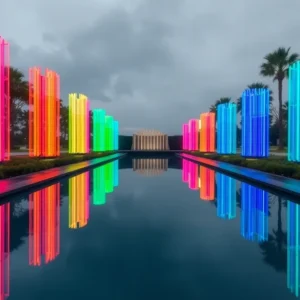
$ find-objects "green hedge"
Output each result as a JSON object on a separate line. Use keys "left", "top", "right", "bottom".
{"left": 187, "top": 152, "right": 300, "bottom": 179}
{"left": 0, "top": 152, "right": 115, "bottom": 179}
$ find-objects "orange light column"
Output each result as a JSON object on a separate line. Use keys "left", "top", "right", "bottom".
{"left": 199, "top": 112, "right": 215, "bottom": 152}
{"left": 29, "top": 67, "right": 60, "bottom": 157}
{"left": 0, "top": 203, "right": 10, "bottom": 300}
{"left": 29, "top": 183, "right": 60, "bottom": 266}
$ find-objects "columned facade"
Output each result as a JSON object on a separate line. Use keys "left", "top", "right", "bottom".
{"left": 132, "top": 130, "right": 169, "bottom": 150}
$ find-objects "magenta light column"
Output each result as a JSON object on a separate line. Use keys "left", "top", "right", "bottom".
{"left": 182, "top": 124, "right": 188, "bottom": 150}
{"left": 190, "top": 119, "right": 199, "bottom": 150}
{"left": 0, "top": 37, "right": 10, "bottom": 162}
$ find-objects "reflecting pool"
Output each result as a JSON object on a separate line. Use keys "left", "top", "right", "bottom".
{"left": 0, "top": 156, "right": 299, "bottom": 299}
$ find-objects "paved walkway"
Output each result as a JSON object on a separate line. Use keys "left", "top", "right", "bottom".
{"left": 178, "top": 153, "right": 300, "bottom": 199}
{"left": 0, "top": 153, "right": 125, "bottom": 199}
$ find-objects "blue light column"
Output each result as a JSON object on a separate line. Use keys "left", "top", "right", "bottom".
{"left": 287, "top": 201, "right": 300, "bottom": 297}
{"left": 217, "top": 103, "right": 237, "bottom": 154}
{"left": 288, "top": 61, "right": 300, "bottom": 162}
{"left": 217, "top": 173, "right": 236, "bottom": 219}
{"left": 241, "top": 89, "right": 270, "bottom": 157}
{"left": 241, "top": 183, "right": 268, "bottom": 242}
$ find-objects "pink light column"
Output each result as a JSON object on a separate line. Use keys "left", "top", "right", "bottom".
{"left": 182, "top": 124, "right": 189, "bottom": 150}
{"left": 0, "top": 37, "right": 10, "bottom": 162}
{"left": 187, "top": 119, "right": 199, "bottom": 150}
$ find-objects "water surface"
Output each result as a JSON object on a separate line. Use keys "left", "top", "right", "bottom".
{"left": 1, "top": 156, "right": 298, "bottom": 299}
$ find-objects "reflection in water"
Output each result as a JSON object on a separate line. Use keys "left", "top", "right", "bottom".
{"left": 241, "top": 183, "right": 268, "bottom": 242}
{"left": 69, "top": 172, "right": 90, "bottom": 229}
{"left": 287, "top": 201, "right": 300, "bottom": 297}
{"left": 216, "top": 173, "right": 236, "bottom": 219}
{"left": 29, "top": 184, "right": 60, "bottom": 266}
{"left": 133, "top": 159, "right": 168, "bottom": 176}
{"left": 199, "top": 166, "right": 215, "bottom": 201}
{"left": 0, "top": 203, "right": 9, "bottom": 300}
{"left": 182, "top": 160, "right": 215, "bottom": 200}
{"left": 93, "top": 160, "right": 119, "bottom": 205}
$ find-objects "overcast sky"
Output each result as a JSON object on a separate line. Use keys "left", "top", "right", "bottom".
{"left": 1, "top": 0, "right": 300, "bottom": 135}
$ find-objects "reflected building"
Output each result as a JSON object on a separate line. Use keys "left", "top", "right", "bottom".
{"left": 0, "top": 203, "right": 10, "bottom": 300}
{"left": 216, "top": 173, "right": 236, "bottom": 219}
{"left": 287, "top": 201, "right": 300, "bottom": 297}
{"left": 199, "top": 166, "right": 215, "bottom": 201}
{"left": 240, "top": 183, "right": 268, "bottom": 242}
{"left": 93, "top": 160, "right": 119, "bottom": 205}
{"left": 133, "top": 159, "right": 168, "bottom": 176}
{"left": 132, "top": 130, "right": 169, "bottom": 150}
{"left": 69, "top": 172, "right": 90, "bottom": 229}
{"left": 29, "top": 183, "right": 60, "bottom": 266}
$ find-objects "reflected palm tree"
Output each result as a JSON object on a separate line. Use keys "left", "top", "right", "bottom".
{"left": 259, "top": 197, "right": 287, "bottom": 272}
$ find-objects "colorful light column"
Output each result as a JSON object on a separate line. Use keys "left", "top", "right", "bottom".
{"left": 29, "top": 68, "right": 60, "bottom": 157}
{"left": 69, "top": 172, "right": 90, "bottom": 228}
{"left": 217, "top": 103, "right": 237, "bottom": 154}
{"left": 240, "top": 183, "right": 268, "bottom": 242}
{"left": 217, "top": 173, "right": 236, "bottom": 219}
{"left": 0, "top": 203, "right": 10, "bottom": 300}
{"left": 92, "top": 109, "right": 106, "bottom": 152}
{"left": 199, "top": 166, "right": 215, "bottom": 200}
{"left": 188, "top": 119, "right": 199, "bottom": 150}
{"left": 241, "top": 88, "right": 269, "bottom": 157}
{"left": 199, "top": 113, "right": 215, "bottom": 152}
{"left": 288, "top": 61, "right": 300, "bottom": 161}
{"left": 104, "top": 116, "right": 114, "bottom": 151}
{"left": 287, "top": 201, "right": 300, "bottom": 297}
{"left": 0, "top": 37, "right": 10, "bottom": 162}
{"left": 69, "top": 94, "right": 90, "bottom": 154}
{"left": 29, "top": 183, "right": 60, "bottom": 266}
{"left": 182, "top": 124, "right": 188, "bottom": 150}
{"left": 113, "top": 120, "right": 119, "bottom": 150}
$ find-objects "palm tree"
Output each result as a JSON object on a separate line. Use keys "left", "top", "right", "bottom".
{"left": 236, "top": 82, "right": 273, "bottom": 114}
{"left": 209, "top": 97, "right": 231, "bottom": 113}
{"left": 260, "top": 47, "right": 299, "bottom": 150}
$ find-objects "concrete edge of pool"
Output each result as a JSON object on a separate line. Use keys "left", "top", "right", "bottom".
{"left": 178, "top": 153, "right": 300, "bottom": 200}
{"left": 0, "top": 153, "right": 127, "bottom": 200}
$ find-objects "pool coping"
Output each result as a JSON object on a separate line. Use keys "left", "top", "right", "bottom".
{"left": 177, "top": 153, "right": 300, "bottom": 200}
{"left": 0, "top": 153, "right": 126, "bottom": 199}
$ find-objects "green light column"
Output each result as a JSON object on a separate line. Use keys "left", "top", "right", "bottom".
{"left": 93, "top": 109, "right": 106, "bottom": 152}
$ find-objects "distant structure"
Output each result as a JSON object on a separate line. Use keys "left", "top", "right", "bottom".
{"left": 133, "top": 159, "right": 168, "bottom": 176}
{"left": 132, "top": 130, "right": 169, "bottom": 150}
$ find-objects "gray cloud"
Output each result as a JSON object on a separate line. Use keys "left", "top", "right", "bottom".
{"left": 2, "top": 0, "right": 300, "bottom": 134}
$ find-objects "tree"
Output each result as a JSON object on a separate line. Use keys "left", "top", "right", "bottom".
{"left": 209, "top": 97, "right": 231, "bottom": 113}
{"left": 10, "top": 67, "right": 29, "bottom": 148}
{"left": 236, "top": 82, "right": 273, "bottom": 115}
{"left": 260, "top": 47, "right": 299, "bottom": 150}
{"left": 60, "top": 101, "right": 69, "bottom": 147}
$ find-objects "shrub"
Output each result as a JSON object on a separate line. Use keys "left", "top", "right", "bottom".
{"left": 0, "top": 152, "right": 114, "bottom": 179}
